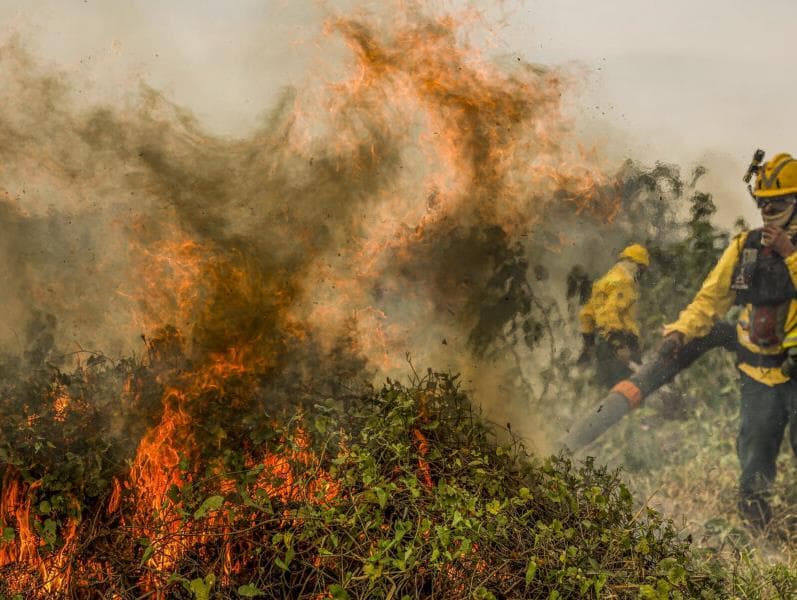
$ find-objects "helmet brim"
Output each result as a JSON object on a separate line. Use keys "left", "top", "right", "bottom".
{"left": 754, "top": 187, "right": 797, "bottom": 198}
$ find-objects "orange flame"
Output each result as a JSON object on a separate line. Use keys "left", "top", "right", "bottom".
{"left": 1, "top": 6, "right": 621, "bottom": 595}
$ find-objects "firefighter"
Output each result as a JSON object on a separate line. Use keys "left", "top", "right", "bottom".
{"left": 662, "top": 152, "right": 797, "bottom": 530}
{"left": 578, "top": 243, "right": 649, "bottom": 387}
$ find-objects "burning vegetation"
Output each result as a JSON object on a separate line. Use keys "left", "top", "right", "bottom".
{"left": 0, "top": 358, "right": 727, "bottom": 598}
{"left": 0, "top": 3, "right": 788, "bottom": 599}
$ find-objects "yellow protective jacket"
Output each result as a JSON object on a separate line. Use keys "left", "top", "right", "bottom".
{"left": 579, "top": 260, "right": 641, "bottom": 339}
{"left": 663, "top": 231, "right": 797, "bottom": 386}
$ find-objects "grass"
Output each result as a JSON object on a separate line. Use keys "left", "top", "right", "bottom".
{"left": 559, "top": 347, "right": 797, "bottom": 599}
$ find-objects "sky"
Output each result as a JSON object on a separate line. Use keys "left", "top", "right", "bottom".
{"left": 1, "top": 0, "right": 793, "bottom": 225}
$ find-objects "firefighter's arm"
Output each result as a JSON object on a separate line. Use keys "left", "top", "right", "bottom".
{"left": 662, "top": 233, "right": 745, "bottom": 342}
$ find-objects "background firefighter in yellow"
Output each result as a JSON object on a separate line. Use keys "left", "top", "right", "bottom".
{"left": 662, "top": 152, "right": 797, "bottom": 530}
{"left": 578, "top": 244, "right": 649, "bottom": 387}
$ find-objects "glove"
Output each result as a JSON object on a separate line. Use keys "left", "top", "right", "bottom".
{"left": 576, "top": 333, "right": 595, "bottom": 366}
{"left": 608, "top": 331, "right": 640, "bottom": 365}
{"left": 657, "top": 331, "right": 685, "bottom": 359}
{"left": 614, "top": 344, "right": 632, "bottom": 364}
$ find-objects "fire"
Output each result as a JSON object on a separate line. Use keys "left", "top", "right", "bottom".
{"left": 123, "top": 331, "right": 339, "bottom": 592}
{"left": 122, "top": 233, "right": 209, "bottom": 340}
{"left": 0, "top": 471, "right": 84, "bottom": 596}
{"left": 279, "top": 10, "right": 617, "bottom": 377}
{"left": 0, "top": 4, "right": 620, "bottom": 596}
{"left": 51, "top": 389, "right": 70, "bottom": 423}
{"left": 128, "top": 388, "right": 195, "bottom": 578}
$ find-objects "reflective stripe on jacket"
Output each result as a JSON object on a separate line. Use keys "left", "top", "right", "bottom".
{"left": 663, "top": 231, "right": 797, "bottom": 386}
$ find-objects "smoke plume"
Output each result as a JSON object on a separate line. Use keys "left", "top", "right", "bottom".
{"left": 0, "top": 5, "right": 622, "bottom": 448}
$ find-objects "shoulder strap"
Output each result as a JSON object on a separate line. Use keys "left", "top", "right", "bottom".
{"left": 745, "top": 228, "right": 763, "bottom": 248}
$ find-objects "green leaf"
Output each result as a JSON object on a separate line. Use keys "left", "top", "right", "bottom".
{"left": 2, "top": 527, "right": 15, "bottom": 543}
{"left": 665, "top": 562, "right": 686, "bottom": 586}
{"left": 38, "top": 501, "right": 51, "bottom": 515}
{"left": 474, "top": 587, "right": 496, "bottom": 600}
{"left": 486, "top": 499, "right": 501, "bottom": 515}
{"left": 140, "top": 543, "right": 155, "bottom": 567}
{"left": 41, "top": 519, "right": 57, "bottom": 548}
{"left": 374, "top": 486, "right": 387, "bottom": 509}
{"left": 594, "top": 573, "right": 608, "bottom": 594}
{"left": 166, "top": 484, "right": 182, "bottom": 504}
{"left": 274, "top": 546, "right": 295, "bottom": 572}
{"left": 634, "top": 538, "right": 650, "bottom": 555}
{"left": 328, "top": 584, "right": 350, "bottom": 600}
{"left": 283, "top": 546, "right": 295, "bottom": 569}
{"left": 435, "top": 526, "right": 450, "bottom": 547}
{"left": 363, "top": 562, "right": 383, "bottom": 579}
{"left": 237, "top": 583, "right": 265, "bottom": 597}
{"left": 458, "top": 537, "right": 472, "bottom": 556}
{"left": 188, "top": 574, "right": 216, "bottom": 600}
{"left": 525, "top": 559, "right": 537, "bottom": 584}
{"left": 638, "top": 584, "right": 658, "bottom": 599}
{"left": 193, "top": 495, "right": 224, "bottom": 519}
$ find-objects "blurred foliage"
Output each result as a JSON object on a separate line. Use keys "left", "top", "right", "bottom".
{"left": 642, "top": 188, "right": 729, "bottom": 337}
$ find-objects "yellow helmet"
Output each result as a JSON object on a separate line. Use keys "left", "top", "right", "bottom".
{"left": 619, "top": 243, "right": 649, "bottom": 267}
{"left": 754, "top": 153, "right": 797, "bottom": 198}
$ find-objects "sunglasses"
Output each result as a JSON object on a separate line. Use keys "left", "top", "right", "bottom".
{"left": 756, "top": 196, "right": 797, "bottom": 210}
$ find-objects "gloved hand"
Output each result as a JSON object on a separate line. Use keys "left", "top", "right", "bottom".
{"left": 658, "top": 330, "right": 685, "bottom": 359}
{"left": 614, "top": 343, "right": 632, "bottom": 364}
{"left": 763, "top": 224, "right": 797, "bottom": 258}
{"left": 608, "top": 331, "right": 640, "bottom": 365}
{"left": 576, "top": 333, "right": 595, "bottom": 366}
